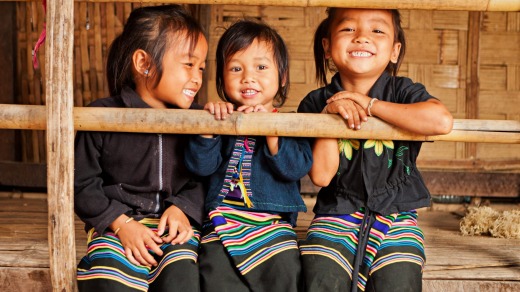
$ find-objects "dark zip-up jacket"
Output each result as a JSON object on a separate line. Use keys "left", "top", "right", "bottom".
{"left": 298, "top": 72, "right": 433, "bottom": 215}
{"left": 74, "top": 86, "right": 207, "bottom": 233}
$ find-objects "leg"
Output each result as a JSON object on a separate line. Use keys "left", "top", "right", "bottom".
{"left": 199, "top": 231, "right": 250, "bottom": 292}
{"left": 77, "top": 232, "right": 150, "bottom": 292}
{"left": 148, "top": 239, "right": 201, "bottom": 292}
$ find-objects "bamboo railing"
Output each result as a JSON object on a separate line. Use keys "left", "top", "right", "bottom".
{"left": 0, "top": 0, "right": 518, "bottom": 291}
{"left": 1, "top": 105, "right": 519, "bottom": 143}
{"left": 6, "top": 0, "right": 520, "bottom": 11}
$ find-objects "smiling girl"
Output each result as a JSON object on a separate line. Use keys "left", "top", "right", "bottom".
{"left": 298, "top": 8, "right": 453, "bottom": 292}
{"left": 74, "top": 5, "right": 208, "bottom": 291}
{"left": 185, "top": 20, "right": 312, "bottom": 292}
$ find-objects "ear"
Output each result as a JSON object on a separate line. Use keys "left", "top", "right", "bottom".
{"left": 132, "top": 49, "right": 151, "bottom": 76}
{"left": 322, "top": 38, "right": 331, "bottom": 59}
{"left": 390, "top": 42, "right": 402, "bottom": 64}
{"left": 281, "top": 72, "right": 288, "bottom": 88}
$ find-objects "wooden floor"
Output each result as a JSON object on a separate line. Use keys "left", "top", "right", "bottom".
{"left": 0, "top": 193, "right": 519, "bottom": 292}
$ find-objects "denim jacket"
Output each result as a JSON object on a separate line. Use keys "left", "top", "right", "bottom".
{"left": 185, "top": 134, "right": 312, "bottom": 221}
{"left": 298, "top": 72, "right": 434, "bottom": 216}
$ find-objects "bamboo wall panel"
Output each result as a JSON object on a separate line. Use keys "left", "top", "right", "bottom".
{"left": 13, "top": 4, "right": 520, "bottom": 169}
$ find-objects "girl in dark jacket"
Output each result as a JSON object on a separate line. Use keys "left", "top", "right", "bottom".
{"left": 74, "top": 5, "right": 208, "bottom": 291}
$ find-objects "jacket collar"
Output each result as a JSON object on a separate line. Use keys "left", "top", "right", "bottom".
{"left": 327, "top": 71, "right": 391, "bottom": 99}
{"left": 120, "top": 86, "right": 152, "bottom": 109}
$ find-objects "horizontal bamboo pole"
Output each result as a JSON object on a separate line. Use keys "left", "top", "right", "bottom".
{"left": 1, "top": 104, "right": 519, "bottom": 143}
{"left": 2, "top": 0, "right": 519, "bottom": 11}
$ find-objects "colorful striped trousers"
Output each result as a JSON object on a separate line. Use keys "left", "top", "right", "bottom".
{"left": 300, "top": 210, "right": 425, "bottom": 292}
{"left": 198, "top": 206, "right": 302, "bottom": 292}
{"left": 77, "top": 218, "right": 201, "bottom": 292}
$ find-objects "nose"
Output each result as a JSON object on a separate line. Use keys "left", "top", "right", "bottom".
{"left": 191, "top": 70, "right": 202, "bottom": 86}
{"left": 354, "top": 31, "right": 370, "bottom": 44}
{"left": 241, "top": 68, "right": 255, "bottom": 84}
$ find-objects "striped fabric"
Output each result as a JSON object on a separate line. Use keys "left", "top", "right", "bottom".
{"left": 199, "top": 206, "right": 302, "bottom": 291}
{"left": 300, "top": 210, "right": 425, "bottom": 292}
{"left": 77, "top": 218, "right": 201, "bottom": 292}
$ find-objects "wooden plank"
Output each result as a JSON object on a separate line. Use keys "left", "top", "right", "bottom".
{"left": 4, "top": 0, "right": 520, "bottom": 12}
{"left": 45, "top": 0, "right": 76, "bottom": 290}
{"left": 0, "top": 161, "right": 46, "bottom": 188}
{"left": 0, "top": 105, "right": 519, "bottom": 143}
{"left": 0, "top": 267, "right": 53, "bottom": 292}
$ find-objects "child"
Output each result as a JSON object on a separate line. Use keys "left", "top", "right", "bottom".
{"left": 298, "top": 8, "right": 453, "bottom": 292}
{"left": 74, "top": 5, "right": 208, "bottom": 291}
{"left": 184, "top": 20, "right": 312, "bottom": 292}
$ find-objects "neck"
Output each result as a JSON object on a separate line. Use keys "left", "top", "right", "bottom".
{"left": 338, "top": 71, "right": 384, "bottom": 95}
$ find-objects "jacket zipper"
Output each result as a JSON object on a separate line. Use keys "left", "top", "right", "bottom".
{"left": 155, "top": 134, "right": 163, "bottom": 213}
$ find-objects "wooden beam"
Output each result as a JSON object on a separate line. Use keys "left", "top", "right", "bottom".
{"left": 46, "top": 0, "right": 76, "bottom": 290}
{"left": 2, "top": 0, "right": 519, "bottom": 11}
{"left": 1, "top": 105, "right": 519, "bottom": 143}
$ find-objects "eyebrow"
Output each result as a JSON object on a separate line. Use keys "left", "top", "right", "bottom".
{"left": 337, "top": 16, "right": 392, "bottom": 27}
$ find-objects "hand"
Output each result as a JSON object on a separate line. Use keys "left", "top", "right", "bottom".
{"left": 236, "top": 104, "right": 268, "bottom": 113}
{"left": 157, "top": 205, "right": 194, "bottom": 245}
{"left": 115, "top": 216, "right": 164, "bottom": 267}
{"left": 204, "top": 101, "right": 234, "bottom": 120}
{"left": 325, "top": 91, "right": 369, "bottom": 130}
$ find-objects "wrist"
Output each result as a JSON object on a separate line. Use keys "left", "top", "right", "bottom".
{"left": 366, "top": 98, "right": 378, "bottom": 117}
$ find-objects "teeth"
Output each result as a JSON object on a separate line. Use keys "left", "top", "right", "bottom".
{"left": 183, "top": 89, "right": 196, "bottom": 97}
{"left": 352, "top": 51, "right": 372, "bottom": 57}
{"left": 242, "top": 89, "right": 258, "bottom": 96}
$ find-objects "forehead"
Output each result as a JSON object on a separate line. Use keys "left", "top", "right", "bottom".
{"left": 167, "top": 30, "right": 207, "bottom": 55}
{"left": 333, "top": 9, "right": 394, "bottom": 27}
{"left": 228, "top": 39, "right": 275, "bottom": 60}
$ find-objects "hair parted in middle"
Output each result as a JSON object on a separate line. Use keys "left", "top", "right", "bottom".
{"left": 215, "top": 19, "right": 290, "bottom": 107}
{"left": 313, "top": 8, "right": 407, "bottom": 86}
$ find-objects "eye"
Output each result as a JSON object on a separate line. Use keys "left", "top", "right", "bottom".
{"left": 199, "top": 66, "right": 205, "bottom": 72}
{"left": 340, "top": 27, "right": 355, "bottom": 32}
{"left": 185, "top": 63, "right": 194, "bottom": 68}
{"left": 258, "top": 65, "right": 267, "bottom": 70}
{"left": 230, "top": 67, "right": 241, "bottom": 72}
{"left": 373, "top": 29, "right": 385, "bottom": 34}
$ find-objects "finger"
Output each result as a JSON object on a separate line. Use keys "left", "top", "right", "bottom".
{"left": 145, "top": 238, "right": 164, "bottom": 257}
{"left": 226, "top": 103, "right": 234, "bottom": 114}
{"left": 236, "top": 105, "right": 248, "bottom": 112}
{"left": 172, "top": 224, "right": 193, "bottom": 245}
{"left": 213, "top": 103, "right": 223, "bottom": 120}
{"left": 137, "top": 245, "right": 157, "bottom": 267}
{"left": 337, "top": 106, "right": 349, "bottom": 120}
{"left": 157, "top": 215, "right": 167, "bottom": 236}
{"left": 220, "top": 103, "right": 232, "bottom": 119}
{"left": 352, "top": 108, "right": 361, "bottom": 130}
{"left": 355, "top": 103, "right": 368, "bottom": 123}
{"left": 125, "top": 248, "right": 141, "bottom": 266}
{"left": 205, "top": 103, "right": 215, "bottom": 114}
{"left": 163, "top": 221, "right": 179, "bottom": 243}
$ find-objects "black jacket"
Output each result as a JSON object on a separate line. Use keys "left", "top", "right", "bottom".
{"left": 298, "top": 72, "right": 433, "bottom": 215}
{"left": 74, "top": 86, "right": 207, "bottom": 233}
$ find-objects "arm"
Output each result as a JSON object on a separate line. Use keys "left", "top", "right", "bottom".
{"left": 185, "top": 135, "right": 223, "bottom": 176}
{"left": 263, "top": 137, "right": 313, "bottom": 181}
{"left": 369, "top": 98, "right": 453, "bottom": 135}
{"left": 308, "top": 138, "right": 339, "bottom": 187}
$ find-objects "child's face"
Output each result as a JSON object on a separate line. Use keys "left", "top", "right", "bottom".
{"left": 223, "top": 39, "right": 279, "bottom": 111}
{"left": 324, "top": 9, "right": 401, "bottom": 80}
{"left": 141, "top": 33, "right": 208, "bottom": 109}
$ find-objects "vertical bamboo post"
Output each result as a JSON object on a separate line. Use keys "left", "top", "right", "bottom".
{"left": 46, "top": 0, "right": 76, "bottom": 290}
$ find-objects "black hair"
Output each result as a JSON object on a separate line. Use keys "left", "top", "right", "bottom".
{"left": 313, "top": 8, "right": 406, "bottom": 86}
{"left": 215, "top": 19, "right": 290, "bottom": 107}
{"left": 106, "top": 4, "right": 205, "bottom": 96}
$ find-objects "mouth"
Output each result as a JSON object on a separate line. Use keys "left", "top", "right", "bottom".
{"left": 241, "top": 89, "right": 259, "bottom": 97}
{"left": 350, "top": 50, "right": 374, "bottom": 57}
{"left": 183, "top": 89, "right": 197, "bottom": 98}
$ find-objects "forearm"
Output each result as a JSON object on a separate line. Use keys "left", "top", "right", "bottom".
{"left": 370, "top": 99, "right": 453, "bottom": 135}
{"left": 309, "top": 138, "right": 339, "bottom": 187}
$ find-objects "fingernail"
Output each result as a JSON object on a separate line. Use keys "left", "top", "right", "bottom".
{"left": 357, "top": 125, "right": 361, "bottom": 129}
{"left": 351, "top": 124, "right": 354, "bottom": 129}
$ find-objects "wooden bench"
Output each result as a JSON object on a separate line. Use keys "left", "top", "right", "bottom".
{"left": 1, "top": 193, "right": 519, "bottom": 291}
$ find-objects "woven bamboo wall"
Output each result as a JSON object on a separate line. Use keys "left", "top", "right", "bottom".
{"left": 14, "top": 3, "right": 520, "bottom": 169}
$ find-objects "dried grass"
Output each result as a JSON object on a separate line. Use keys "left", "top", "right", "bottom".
{"left": 460, "top": 206, "right": 520, "bottom": 239}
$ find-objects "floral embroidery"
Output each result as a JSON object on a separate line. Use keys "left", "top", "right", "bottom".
{"left": 338, "top": 139, "right": 360, "bottom": 160}
{"left": 364, "top": 139, "right": 394, "bottom": 156}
